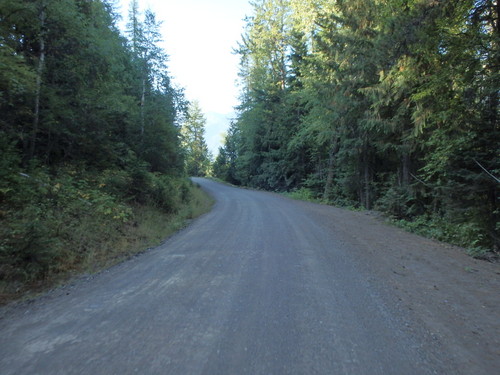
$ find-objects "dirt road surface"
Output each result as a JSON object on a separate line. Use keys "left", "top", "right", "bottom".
{"left": 1, "top": 178, "right": 498, "bottom": 374}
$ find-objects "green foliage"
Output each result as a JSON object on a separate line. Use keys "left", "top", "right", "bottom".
{"left": 181, "top": 102, "right": 211, "bottom": 177}
{"left": 130, "top": 171, "right": 191, "bottom": 213}
{"left": 212, "top": 121, "right": 242, "bottom": 184}
{"left": 0, "top": 43, "right": 36, "bottom": 108}
{"left": 0, "top": 150, "right": 206, "bottom": 300}
{"left": 375, "top": 179, "right": 420, "bottom": 220}
{"left": 392, "top": 215, "right": 490, "bottom": 259}
{"left": 0, "top": 0, "right": 185, "bottom": 170}
{"left": 0, "top": 0, "right": 202, "bottom": 300}
{"left": 284, "top": 187, "right": 320, "bottom": 203}
{"left": 220, "top": 0, "right": 499, "bottom": 254}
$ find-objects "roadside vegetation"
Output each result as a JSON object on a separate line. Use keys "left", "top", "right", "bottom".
{"left": 284, "top": 185, "right": 492, "bottom": 259}
{"left": 0, "top": 166, "right": 213, "bottom": 304}
{"left": 0, "top": 0, "right": 214, "bottom": 304}
{"left": 213, "top": 0, "right": 499, "bottom": 257}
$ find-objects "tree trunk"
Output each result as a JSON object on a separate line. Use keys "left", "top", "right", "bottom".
{"left": 361, "top": 144, "right": 371, "bottom": 210}
{"left": 29, "top": 3, "right": 46, "bottom": 162}
{"left": 140, "top": 77, "right": 145, "bottom": 137}
{"left": 401, "top": 151, "right": 411, "bottom": 186}
{"left": 364, "top": 160, "right": 371, "bottom": 210}
{"left": 323, "top": 135, "right": 339, "bottom": 200}
{"left": 486, "top": 0, "right": 499, "bottom": 250}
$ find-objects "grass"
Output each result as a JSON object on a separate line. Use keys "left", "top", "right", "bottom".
{"left": 281, "top": 186, "right": 495, "bottom": 260}
{"left": 390, "top": 216, "right": 494, "bottom": 261}
{"left": 283, "top": 187, "right": 323, "bottom": 203}
{"left": 0, "top": 182, "right": 214, "bottom": 305}
{"left": 83, "top": 182, "right": 214, "bottom": 272}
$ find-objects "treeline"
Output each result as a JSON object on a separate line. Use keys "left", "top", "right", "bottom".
{"left": 181, "top": 101, "right": 212, "bottom": 177}
{"left": 214, "top": 0, "right": 499, "bottom": 254}
{"left": 0, "top": 0, "right": 205, "bottom": 294}
{"left": 2, "top": 0, "right": 184, "bottom": 173}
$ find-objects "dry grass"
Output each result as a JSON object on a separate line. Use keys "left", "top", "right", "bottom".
{"left": 0, "top": 183, "right": 214, "bottom": 305}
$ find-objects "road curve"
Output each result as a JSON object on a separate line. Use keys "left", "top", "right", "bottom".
{"left": 0, "top": 178, "right": 492, "bottom": 374}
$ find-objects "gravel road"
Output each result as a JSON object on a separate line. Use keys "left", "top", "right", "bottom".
{"left": 1, "top": 178, "right": 498, "bottom": 374}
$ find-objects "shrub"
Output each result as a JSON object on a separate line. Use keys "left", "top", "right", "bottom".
{"left": 393, "top": 214, "right": 490, "bottom": 257}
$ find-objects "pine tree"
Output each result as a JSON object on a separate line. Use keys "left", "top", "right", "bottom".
{"left": 222, "top": 0, "right": 499, "bottom": 253}
{"left": 181, "top": 102, "right": 211, "bottom": 177}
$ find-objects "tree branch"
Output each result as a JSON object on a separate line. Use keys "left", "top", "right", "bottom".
{"left": 473, "top": 158, "right": 500, "bottom": 183}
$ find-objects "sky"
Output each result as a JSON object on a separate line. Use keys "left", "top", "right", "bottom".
{"left": 117, "top": 0, "right": 253, "bottom": 154}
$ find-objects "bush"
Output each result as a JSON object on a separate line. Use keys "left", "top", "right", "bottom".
{"left": 0, "top": 141, "right": 204, "bottom": 302}
{"left": 286, "top": 187, "right": 318, "bottom": 202}
{"left": 393, "top": 214, "right": 490, "bottom": 257}
{"left": 0, "top": 209, "right": 57, "bottom": 282}
{"left": 375, "top": 184, "right": 417, "bottom": 220}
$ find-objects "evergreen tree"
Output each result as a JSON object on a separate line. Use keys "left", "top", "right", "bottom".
{"left": 0, "top": 0, "right": 192, "bottom": 289}
{"left": 222, "top": 0, "right": 499, "bottom": 253}
{"left": 181, "top": 102, "right": 211, "bottom": 176}
{"left": 213, "top": 121, "right": 241, "bottom": 184}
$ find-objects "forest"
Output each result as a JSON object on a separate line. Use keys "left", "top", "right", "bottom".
{"left": 213, "top": 0, "right": 499, "bottom": 256}
{"left": 0, "top": 0, "right": 211, "bottom": 299}
{"left": 0, "top": 0, "right": 498, "bottom": 300}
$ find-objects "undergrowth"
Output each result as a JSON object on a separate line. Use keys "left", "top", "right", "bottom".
{"left": 0, "top": 164, "right": 213, "bottom": 305}
{"left": 283, "top": 187, "right": 363, "bottom": 211}
{"left": 282, "top": 186, "right": 494, "bottom": 260}
{"left": 391, "top": 215, "right": 493, "bottom": 260}
{"left": 284, "top": 187, "right": 321, "bottom": 203}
